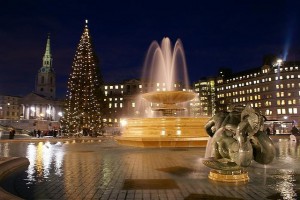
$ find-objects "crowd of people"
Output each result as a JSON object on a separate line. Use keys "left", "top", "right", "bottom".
{"left": 31, "top": 129, "right": 60, "bottom": 138}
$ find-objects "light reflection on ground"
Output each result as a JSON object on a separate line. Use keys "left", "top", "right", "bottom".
{"left": 0, "top": 138, "right": 299, "bottom": 200}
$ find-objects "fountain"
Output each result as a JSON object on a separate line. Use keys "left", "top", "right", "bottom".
{"left": 116, "top": 37, "right": 210, "bottom": 147}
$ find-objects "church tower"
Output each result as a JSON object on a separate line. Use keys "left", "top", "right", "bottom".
{"left": 35, "top": 34, "right": 56, "bottom": 99}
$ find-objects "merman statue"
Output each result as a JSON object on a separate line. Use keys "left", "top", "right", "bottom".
{"left": 203, "top": 104, "right": 275, "bottom": 181}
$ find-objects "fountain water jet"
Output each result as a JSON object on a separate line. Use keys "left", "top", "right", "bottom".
{"left": 116, "top": 37, "right": 209, "bottom": 147}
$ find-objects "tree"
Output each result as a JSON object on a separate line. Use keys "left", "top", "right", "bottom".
{"left": 61, "top": 20, "right": 103, "bottom": 135}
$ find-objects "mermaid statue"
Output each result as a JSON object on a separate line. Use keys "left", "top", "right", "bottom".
{"left": 203, "top": 104, "right": 275, "bottom": 182}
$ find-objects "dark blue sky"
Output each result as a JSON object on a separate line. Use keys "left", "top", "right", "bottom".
{"left": 0, "top": 0, "right": 299, "bottom": 98}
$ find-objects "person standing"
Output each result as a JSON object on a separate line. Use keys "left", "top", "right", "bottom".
{"left": 9, "top": 129, "right": 15, "bottom": 139}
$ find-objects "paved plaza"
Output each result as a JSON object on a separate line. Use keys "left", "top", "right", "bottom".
{"left": 0, "top": 137, "right": 300, "bottom": 200}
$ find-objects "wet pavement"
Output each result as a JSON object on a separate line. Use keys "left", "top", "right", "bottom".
{"left": 0, "top": 137, "right": 300, "bottom": 200}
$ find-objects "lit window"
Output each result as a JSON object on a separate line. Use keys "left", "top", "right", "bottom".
{"left": 277, "top": 109, "right": 281, "bottom": 114}
{"left": 120, "top": 103, "right": 123, "bottom": 108}
{"left": 289, "top": 108, "right": 293, "bottom": 114}
{"left": 139, "top": 85, "right": 142, "bottom": 88}
{"left": 121, "top": 85, "right": 124, "bottom": 89}
{"left": 105, "top": 86, "right": 108, "bottom": 89}
{"left": 132, "top": 102, "right": 135, "bottom": 108}
{"left": 110, "top": 86, "right": 113, "bottom": 89}
{"left": 294, "top": 108, "right": 297, "bottom": 114}
{"left": 115, "top": 85, "right": 119, "bottom": 89}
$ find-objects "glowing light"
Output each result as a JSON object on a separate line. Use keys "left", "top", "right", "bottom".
{"left": 30, "top": 106, "right": 35, "bottom": 112}
{"left": 58, "top": 112, "right": 63, "bottom": 117}
{"left": 161, "top": 130, "right": 166, "bottom": 136}
{"left": 120, "top": 119, "right": 127, "bottom": 127}
{"left": 176, "top": 129, "right": 181, "bottom": 135}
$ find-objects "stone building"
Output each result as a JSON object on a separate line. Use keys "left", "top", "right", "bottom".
{"left": 0, "top": 35, "right": 63, "bottom": 131}
{"left": 214, "top": 59, "right": 300, "bottom": 133}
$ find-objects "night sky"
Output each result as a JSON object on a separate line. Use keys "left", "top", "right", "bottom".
{"left": 1, "top": 0, "right": 299, "bottom": 98}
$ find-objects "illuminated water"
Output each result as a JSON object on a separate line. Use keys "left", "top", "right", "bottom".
{"left": 0, "top": 138, "right": 300, "bottom": 200}
{"left": 142, "top": 37, "right": 190, "bottom": 92}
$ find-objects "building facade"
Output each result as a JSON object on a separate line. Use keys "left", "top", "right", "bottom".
{"left": 193, "top": 77, "right": 216, "bottom": 117}
{"left": 214, "top": 60, "right": 300, "bottom": 132}
{"left": 0, "top": 35, "right": 63, "bottom": 132}
{"left": 0, "top": 95, "right": 21, "bottom": 120}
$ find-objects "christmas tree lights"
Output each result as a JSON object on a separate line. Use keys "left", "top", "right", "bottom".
{"left": 61, "top": 21, "right": 103, "bottom": 135}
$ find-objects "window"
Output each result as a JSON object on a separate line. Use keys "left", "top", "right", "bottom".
{"left": 277, "top": 100, "right": 280, "bottom": 105}
{"left": 294, "top": 108, "right": 298, "bottom": 114}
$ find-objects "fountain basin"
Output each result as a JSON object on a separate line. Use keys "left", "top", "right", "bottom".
{"left": 142, "top": 91, "right": 196, "bottom": 104}
{"left": 116, "top": 117, "right": 210, "bottom": 147}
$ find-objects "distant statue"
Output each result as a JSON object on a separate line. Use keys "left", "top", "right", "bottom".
{"left": 203, "top": 104, "right": 275, "bottom": 170}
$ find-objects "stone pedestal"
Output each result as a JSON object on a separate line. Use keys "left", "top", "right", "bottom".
{"left": 208, "top": 170, "right": 249, "bottom": 183}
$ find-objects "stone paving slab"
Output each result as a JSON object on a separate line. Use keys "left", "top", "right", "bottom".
{"left": 0, "top": 137, "right": 299, "bottom": 199}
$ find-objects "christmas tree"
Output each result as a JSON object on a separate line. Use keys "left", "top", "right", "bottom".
{"left": 61, "top": 20, "right": 103, "bottom": 135}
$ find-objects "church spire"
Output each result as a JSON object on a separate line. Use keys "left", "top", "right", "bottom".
{"left": 36, "top": 34, "right": 56, "bottom": 99}
{"left": 43, "top": 33, "right": 52, "bottom": 67}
